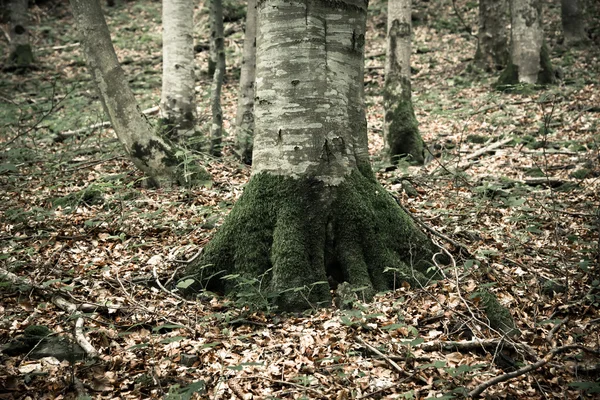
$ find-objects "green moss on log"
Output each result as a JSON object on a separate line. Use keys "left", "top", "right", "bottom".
{"left": 182, "top": 169, "right": 439, "bottom": 311}
{"left": 475, "top": 289, "right": 519, "bottom": 337}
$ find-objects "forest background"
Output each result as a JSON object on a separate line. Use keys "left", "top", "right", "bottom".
{"left": 0, "top": 0, "right": 599, "bottom": 398}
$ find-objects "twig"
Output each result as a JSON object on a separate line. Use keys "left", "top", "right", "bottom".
{"left": 451, "top": 0, "right": 474, "bottom": 37}
{"left": 238, "top": 375, "right": 327, "bottom": 398}
{"left": 355, "top": 336, "right": 405, "bottom": 375}
{"left": 467, "top": 345, "right": 598, "bottom": 397}
{"left": 152, "top": 266, "right": 196, "bottom": 304}
{"left": 408, "top": 338, "right": 538, "bottom": 360}
{"left": 56, "top": 106, "right": 160, "bottom": 138}
{"left": 395, "top": 198, "right": 470, "bottom": 255}
{"left": 546, "top": 317, "right": 569, "bottom": 344}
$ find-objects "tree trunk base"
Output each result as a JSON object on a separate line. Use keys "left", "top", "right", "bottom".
{"left": 182, "top": 168, "right": 439, "bottom": 311}
{"left": 385, "top": 93, "right": 424, "bottom": 165}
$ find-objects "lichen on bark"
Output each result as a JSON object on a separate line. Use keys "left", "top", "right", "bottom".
{"left": 182, "top": 169, "right": 439, "bottom": 311}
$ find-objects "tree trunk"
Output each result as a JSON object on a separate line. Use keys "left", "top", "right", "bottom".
{"left": 498, "top": 0, "right": 555, "bottom": 86}
{"left": 561, "top": 0, "right": 587, "bottom": 45}
{"left": 160, "top": 0, "right": 197, "bottom": 142}
{"left": 182, "top": 0, "right": 438, "bottom": 311}
{"left": 234, "top": 0, "right": 257, "bottom": 165}
{"left": 475, "top": 0, "right": 509, "bottom": 71}
{"left": 69, "top": 0, "right": 204, "bottom": 187}
{"left": 209, "top": 0, "right": 225, "bottom": 156}
{"left": 8, "top": 0, "right": 34, "bottom": 68}
{"left": 384, "top": 0, "right": 423, "bottom": 164}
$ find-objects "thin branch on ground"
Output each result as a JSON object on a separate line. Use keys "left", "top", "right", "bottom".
{"left": 468, "top": 344, "right": 600, "bottom": 397}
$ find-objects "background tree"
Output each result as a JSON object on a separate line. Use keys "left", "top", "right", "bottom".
{"left": 561, "top": 0, "right": 588, "bottom": 45}
{"left": 69, "top": 0, "right": 204, "bottom": 187}
{"left": 183, "top": 0, "right": 439, "bottom": 311}
{"left": 498, "top": 0, "right": 555, "bottom": 86}
{"left": 474, "top": 0, "right": 509, "bottom": 71}
{"left": 384, "top": 0, "right": 423, "bottom": 164}
{"left": 7, "top": 0, "right": 34, "bottom": 68}
{"left": 160, "top": 0, "right": 197, "bottom": 143}
{"left": 209, "top": 0, "right": 225, "bottom": 156}
{"left": 234, "top": 0, "right": 257, "bottom": 164}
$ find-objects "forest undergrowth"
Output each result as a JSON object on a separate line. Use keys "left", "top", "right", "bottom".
{"left": 1, "top": 0, "right": 599, "bottom": 398}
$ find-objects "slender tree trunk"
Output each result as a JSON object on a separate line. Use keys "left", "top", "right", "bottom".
{"left": 183, "top": 0, "right": 438, "bottom": 311}
{"left": 160, "top": 0, "right": 197, "bottom": 142}
{"left": 234, "top": 0, "right": 257, "bottom": 165}
{"left": 209, "top": 0, "right": 225, "bottom": 156}
{"left": 498, "top": 0, "right": 555, "bottom": 86}
{"left": 384, "top": 0, "right": 423, "bottom": 164}
{"left": 8, "top": 0, "right": 34, "bottom": 67}
{"left": 561, "top": 0, "right": 587, "bottom": 45}
{"left": 69, "top": 0, "right": 204, "bottom": 187}
{"left": 475, "top": 0, "right": 509, "bottom": 71}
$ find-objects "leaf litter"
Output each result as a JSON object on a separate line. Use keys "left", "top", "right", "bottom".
{"left": 1, "top": 0, "right": 599, "bottom": 399}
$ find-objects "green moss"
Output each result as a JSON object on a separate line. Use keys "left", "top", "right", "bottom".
{"left": 537, "top": 42, "right": 556, "bottom": 85}
{"left": 182, "top": 170, "right": 438, "bottom": 311}
{"left": 9, "top": 44, "right": 34, "bottom": 67}
{"left": 474, "top": 289, "right": 519, "bottom": 337}
{"left": 384, "top": 89, "right": 424, "bottom": 165}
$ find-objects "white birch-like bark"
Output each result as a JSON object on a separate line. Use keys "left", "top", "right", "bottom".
{"left": 475, "top": 0, "right": 509, "bottom": 70}
{"left": 234, "top": 0, "right": 257, "bottom": 164}
{"left": 383, "top": 0, "right": 423, "bottom": 164}
{"left": 209, "top": 0, "right": 225, "bottom": 156}
{"left": 253, "top": 0, "right": 368, "bottom": 184}
{"left": 8, "top": 0, "right": 34, "bottom": 66}
{"left": 69, "top": 0, "right": 181, "bottom": 185}
{"left": 510, "top": 0, "right": 544, "bottom": 84}
{"left": 561, "top": 0, "right": 587, "bottom": 45}
{"left": 160, "top": 0, "right": 197, "bottom": 136}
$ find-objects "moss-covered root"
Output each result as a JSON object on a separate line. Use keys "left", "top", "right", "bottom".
{"left": 475, "top": 289, "right": 520, "bottom": 337}
{"left": 181, "top": 170, "right": 439, "bottom": 311}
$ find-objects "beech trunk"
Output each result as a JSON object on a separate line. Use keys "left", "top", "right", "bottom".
{"left": 475, "top": 0, "right": 509, "bottom": 71}
{"left": 160, "top": 0, "right": 197, "bottom": 142}
{"left": 384, "top": 0, "right": 424, "bottom": 164}
{"left": 183, "top": 0, "right": 439, "bottom": 311}
{"left": 69, "top": 0, "right": 205, "bottom": 187}
{"left": 234, "top": 0, "right": 257, "bottom": 164}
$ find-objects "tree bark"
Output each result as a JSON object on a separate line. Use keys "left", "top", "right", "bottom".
{"left": 498, "top": 0, "right": 555, "bottom": 86}
{"left": 160, "top": 0, "right": 197, "bottom": 142}
{"left": 561, "top": 0, "right": 588, "bottom": 45}
{"left": 8, "top": 0, "right": 34, "bottom": 67}
{"left": 234, "top": 0, "right": 257, "bottom": 164}
{"left": 209, "top": 0, "right": 225, "bottom": 156}
{"left": 475, "top": 0, "right": 509, "bottom": 71}
{"left": 183, "top": 0, "right": 438, "bottom": 311}
{"left": 384, "top": 0, "right": 424, "bottom": 164}
{"left": 69, "top": 0, "right": 204, "bottom": 187}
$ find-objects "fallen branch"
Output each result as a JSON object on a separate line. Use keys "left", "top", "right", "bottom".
{"left": 468, "top": 344, "right": 599, "bottom": 397}
{"left": 463, "top": 137, "right": 513, "bottom": 162}
{"left": 52, "top": 296, "right": 99, "bottom": 358}
{"left": 409, "top": 338, "right": 538, "bottom": 360}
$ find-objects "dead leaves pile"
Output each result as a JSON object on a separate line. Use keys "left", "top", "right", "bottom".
{"left": 1, "top": 0, "right": 600, "bottom": 398}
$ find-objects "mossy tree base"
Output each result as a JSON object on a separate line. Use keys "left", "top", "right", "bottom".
{"left": 384, "top": 84, "right": 424, "bottom": 165}
{"left": 9, "top": 44, "right": 34, "bottom": 67}
{"left": 497, "top": 43, "right": 556, "bottom": 88}
{"left": 182, "top": 168, "right": 439, "bottom": 311}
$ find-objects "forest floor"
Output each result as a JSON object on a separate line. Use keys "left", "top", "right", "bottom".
{"left": 1, "top": 0, "right": 600, "bottom": 399}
